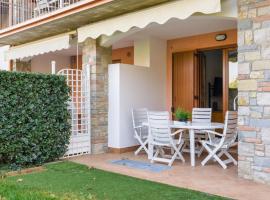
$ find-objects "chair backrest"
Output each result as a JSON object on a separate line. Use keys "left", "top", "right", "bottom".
{"left": 36, "top": 0, "right": 49, "bottom": 6}
{"left": 192, "top": 108, "right": 212, "bottom": 123}
{"left": 131, "top": 108, "right": 148, "bottom": 129}
{"left": 36, "top": 0, "right": 49, "bottom": 9}
{"left": 222, "top": 111, "right": 238, "bottom": 143}
{"left": 147, "top": 111, "right": 171, "bottom": 145}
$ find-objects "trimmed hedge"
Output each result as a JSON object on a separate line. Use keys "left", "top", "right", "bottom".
{"left": 0, "top": 71, "right": 71, "bottom": 168}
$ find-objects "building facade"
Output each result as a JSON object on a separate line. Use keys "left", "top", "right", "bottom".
{"left": 0, "top": 0, "right": 269, "bottom": 185}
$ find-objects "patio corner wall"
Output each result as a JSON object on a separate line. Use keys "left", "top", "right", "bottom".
{"left": 238, "top": 0, "right": 270, "bottom": 184}
{"left": 82, "top": 38, "right": 112, "bottom": 154}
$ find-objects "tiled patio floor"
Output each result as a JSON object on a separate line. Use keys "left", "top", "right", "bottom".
{"left": 69, "top": 152, "right": 270, "bottom": 200}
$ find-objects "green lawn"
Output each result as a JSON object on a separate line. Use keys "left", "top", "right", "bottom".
{"left": 0, "top": 161, "right": 227, "bottom": 200}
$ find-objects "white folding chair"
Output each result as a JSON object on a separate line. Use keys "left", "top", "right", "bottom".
{"left": 193, "top": 108, "right": 212, "bottom": 157}
{"left": 148, "top": 111, "right": 185, "bottom": 166}
{"left": 34, "top": 0, "right": 56, "bottom": 16}
{"left": 182, "top": 108, "right": 212, "bottom": 157}
{"left": 200, "top": 111, "right": 238, "bottom": 169}
{"left": 132, "top": 108, "right": 149, "bottom": 155}
{"left": 192, "top": 108, "right": 212, "bottom": 123}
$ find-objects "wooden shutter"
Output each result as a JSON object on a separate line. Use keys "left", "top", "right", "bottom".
{"left": 172, "top": 51, "right": 195, "bottom": 112}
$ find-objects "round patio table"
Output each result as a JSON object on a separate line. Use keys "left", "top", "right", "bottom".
{"left": 145, "top": 121, "right": 224, "bottom": 167}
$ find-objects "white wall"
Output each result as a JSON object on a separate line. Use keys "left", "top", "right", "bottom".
{"left": 31, "top": 53, "right": 71, "bottom": 74}
{"left": 134, "top": 37, "right": 167, "bottom": 69}
{"left": 109, "top": 37, "right": 167, "bottom": 149}
{"left": 134, "top": 39, "right": 150, "bottom": 67}
{"left": 108, "top": 63, "right": 166, "bottom": 148}
{"left": 149, "top": 37, "right": 167, "bottom": 103}
{"left": 0, "top": 46, "right": 9, "bottom": 71}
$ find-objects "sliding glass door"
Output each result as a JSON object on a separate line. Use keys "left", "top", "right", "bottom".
{"left": 223, "top": 48, "right": 238, "bottom": 116}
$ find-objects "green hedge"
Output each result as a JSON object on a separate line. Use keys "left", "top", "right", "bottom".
{"left": 0, "top": 71, "right": 71, "bottom": 168}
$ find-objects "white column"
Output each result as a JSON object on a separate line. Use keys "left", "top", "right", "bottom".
{"left": 51, "top": 60, "right": 56, "bottom": 74}
{"left": 59, "top": 0, "right": 64, "bottom": 8}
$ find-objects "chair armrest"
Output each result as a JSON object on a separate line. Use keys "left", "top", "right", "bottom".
{"left": 134, "top": 125, "right": 148, "bottom": 138}
{"left": 171, "top": 129, "right": 185, "bottom": 136}
{"left": 202, "top": 130, "right": 223, "bottom": 137}
{"left": 171, "top": 129, "right": 185, "bottom": 144}
{"left": 134, "top": 125, "right": 143, "bottom": 129}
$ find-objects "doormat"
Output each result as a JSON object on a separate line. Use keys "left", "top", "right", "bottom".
{"left": 110, "top": 159, "right": 171, "bottom": 173}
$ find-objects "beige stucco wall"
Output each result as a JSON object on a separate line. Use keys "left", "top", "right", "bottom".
{"left": 31, "top": 53, "right": 71, "bottom": 74}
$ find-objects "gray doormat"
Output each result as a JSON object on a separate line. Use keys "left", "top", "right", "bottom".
{"left": 110, "top": 159, "right": 171, "bottom": 173}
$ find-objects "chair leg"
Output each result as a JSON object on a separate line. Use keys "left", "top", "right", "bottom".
{"left": 134, "top": 137, "right": 148, "bottom": 155}
{"left": 213, "top": 150, "right": 225, "bottom": 162}
{"left": 213, "top": 154, "right": 227, "bottom": 169}
{"left": 201, "top": 144, "right": 214, "bottom": 166}
{"left": 169, "top": 142, "right": 185, "bottom": 166}
{"left": 176, "top": 141, "right": 185, "bottom": 162}
{"left": 182, "top": 141, "right": 190, "bottom": 153}
{"left": 224, "top": 150, "right": 237, "bottom": 165}
{"left": 169, "top": 151, "right": 177, "bottom": 166}
{"left": 171, "top": 147, "right": 174, "bottom": 155}
{"left": 176, "top": 147, "right": 185, "bottom": 163}
{"left": 134, "top": 145, "right": 143, "bottom": 155}
{"left": 151, "top": 147, "right": 159, "bottom": 164}
{"left": 217, "top": 150, "right": 225, "bottom": 158}
{"left": 201, "top": 144, "right": 227, "bottom": 169}
{"left": 160, "top": 147, "right": 165, "bottom": 157}
{"left": 197, "top": 145, "right": 204, "bottom": 158}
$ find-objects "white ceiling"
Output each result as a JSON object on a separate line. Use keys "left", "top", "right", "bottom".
{"left": 112, "top": 16, "right": 237, "bottom": 49}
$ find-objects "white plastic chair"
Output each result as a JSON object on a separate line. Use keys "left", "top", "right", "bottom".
{"left": 200, "top": 111, "right": 238, "bottom": 169}
{"left": 182, "top": 108, "right": 212, "bottom": 157}
{"left": 192, "top": 108, "right": 212, "bottom": 123}
{"left": 132, "top": 108, "right": 149, "bottom": 155}
{"left": 34, "top": 0, "right": 56, "bottom": 16}
{"left": 148, "top": 111, "right": 185, "bottom": 166}
{"left": 193, "top": 108, "right": 212, "bottom": 157}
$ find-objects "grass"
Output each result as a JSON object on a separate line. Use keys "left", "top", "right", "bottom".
{"left": 0, "top": 161, "right": 228, "bottom": 200}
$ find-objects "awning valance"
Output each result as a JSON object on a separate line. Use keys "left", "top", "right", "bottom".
{"left": 5, "top": 33, "right": 71, "bottom": 60}
{"left": 78, "top": 0, "right": 221, "bottom": 43}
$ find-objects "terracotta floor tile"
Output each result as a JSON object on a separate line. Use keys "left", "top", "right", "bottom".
{"left": 69, "top": 152, "right": 270, "bottom": 200}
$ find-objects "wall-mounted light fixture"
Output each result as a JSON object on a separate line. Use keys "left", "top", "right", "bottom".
{"left": 215, "top": 34, "right": 227, "bottom": 41}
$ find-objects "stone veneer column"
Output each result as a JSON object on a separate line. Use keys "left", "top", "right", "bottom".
{"left": 238, "top": 0, "right": 270, "bottom": 184}
{"left": 82, "top": 38, "right": 112, "bottom": 154}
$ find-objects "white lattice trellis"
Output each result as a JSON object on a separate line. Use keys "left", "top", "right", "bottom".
{"left": 57, "top": 68, "right": 91, "bottom": 156}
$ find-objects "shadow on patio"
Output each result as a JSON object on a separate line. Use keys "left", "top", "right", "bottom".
{"left": 69, "top": 152, "right": 270, "bottom": 200}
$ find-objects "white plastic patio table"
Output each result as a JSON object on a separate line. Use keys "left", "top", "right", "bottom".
{"left": 143, "top": 121, "right": 224, "bottom": 167}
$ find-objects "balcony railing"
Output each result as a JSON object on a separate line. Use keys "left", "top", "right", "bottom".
{"left": 0, "top": 0, "right": 82, "bottom": 30}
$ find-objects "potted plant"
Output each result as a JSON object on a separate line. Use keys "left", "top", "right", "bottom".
{"left": 174, "top": 107, "right": 191, "bottom": 122}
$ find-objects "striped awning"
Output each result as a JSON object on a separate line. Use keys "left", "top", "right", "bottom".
{"left": 77, "top": 0, "right": 221, "bottom": 43}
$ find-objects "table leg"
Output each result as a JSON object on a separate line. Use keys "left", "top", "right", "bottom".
{"left": 189, "top": 129, "right": 195, "bottom": 167}
{"left": 148, "top": 130, "right": 153, "bottom": 160}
